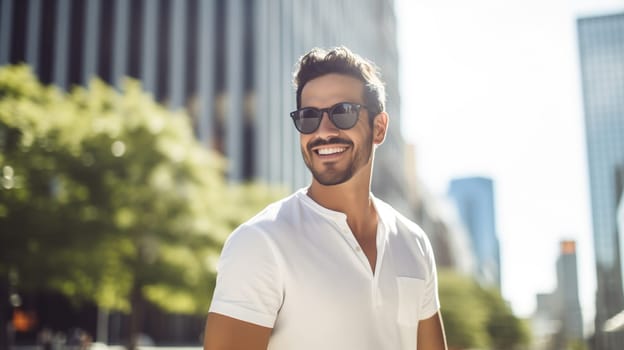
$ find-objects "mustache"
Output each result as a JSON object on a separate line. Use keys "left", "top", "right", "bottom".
{"left": 307, "top": 137, "right": 353, "bottom": 151}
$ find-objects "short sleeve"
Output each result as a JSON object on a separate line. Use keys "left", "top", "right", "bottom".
{"left": 209, "top": 225, "right": 284, "bottom": 328}
{"left": 419, "top": 234, "right": 440, "bottom": 320}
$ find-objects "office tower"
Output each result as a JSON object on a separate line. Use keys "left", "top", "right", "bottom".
{"left": 577, "top": 11, "right": 624, "bottom": 350}
{"left": 0, "top": 0, "right": 407, "bottom": 208}
{"left": 532, "top": 242, "right": 584, "bottom": 349}
{"left": 447, "top": 176, "right": 501, "bottom": 288}
{"left": 556, "top": 241, "right": 584, "bottom": 344}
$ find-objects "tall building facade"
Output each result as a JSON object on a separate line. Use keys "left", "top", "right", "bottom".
{"left": 0, "top": 0, "right": 408, "bottom": 344}
{"left": 0, "top": 0, "right": 407, "bottom": 208}
{"left": 531, "top": 241, "right": 584, "bottom": 350}
{"left": 577, "top": 11, "right": 624, "bottom": 350}
{"left": 447, "top": 176, "right": 501, "bottom": 288}
{"left": 556, "top": 241, "right": 584, "bottom": 345}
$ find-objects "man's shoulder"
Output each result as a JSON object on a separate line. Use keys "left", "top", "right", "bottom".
{"left": 245, "top": 190, "right": 302, "bottom": 225}
{"left": 374, "top": 196, "right": 426, "bottom": 238}
{"left": 230, "top": 190, "right": 303, "bottom": 238}
{"left": 221, "top": 190, "right": 307, "bottom": 258}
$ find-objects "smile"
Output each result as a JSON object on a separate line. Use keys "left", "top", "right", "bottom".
{"left": 315, "top": 147, "right": 347, "bottom": 156}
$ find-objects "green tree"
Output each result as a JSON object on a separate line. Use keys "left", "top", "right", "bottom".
{"left": 0, "top": 65, "right": 283, "bottom": 348}
{"left": 438, "top": 269, "right": 531, "bottom": 350}
{"left": 567, "top": 339, "right": 589, "bottom": 350}
{"left": 439, "top": 269, "right": 490, "bottom": 349}
{"left": 481, "top": 286, "right": 531, "bottom": 349}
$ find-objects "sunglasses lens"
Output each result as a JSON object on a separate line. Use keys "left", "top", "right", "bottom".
{"left": 293, "top": 108, "right": 322, "bottom": 134}
{"left": 331, "top": 103, "right": 360, "bottom": 129}
{"left": 290, "top": 103, "right": 361, "bottom": 134}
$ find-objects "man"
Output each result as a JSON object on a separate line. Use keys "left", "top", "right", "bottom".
{"left": 204, "top": 47, "right": 447, "bottom": 350}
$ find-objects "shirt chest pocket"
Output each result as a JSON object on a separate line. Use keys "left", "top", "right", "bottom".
{"left": 396, "top": 276, "right": 425, "bottom": 326}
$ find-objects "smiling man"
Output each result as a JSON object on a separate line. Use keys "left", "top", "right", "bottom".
{"left": 203, "top": 47, "right": 447, "bottom": 350}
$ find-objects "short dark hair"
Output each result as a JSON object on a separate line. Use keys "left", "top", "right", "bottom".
{"left": 292, "top": 46, "right": 386, "bottom": 117}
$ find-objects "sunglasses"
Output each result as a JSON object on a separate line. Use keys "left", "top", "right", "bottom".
{"left": 289, "top": 102, "right": 367, "bottom": 134}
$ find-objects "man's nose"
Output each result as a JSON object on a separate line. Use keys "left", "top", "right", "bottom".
{"left": 315, "top": 111, "right": 340, "bottom": 138}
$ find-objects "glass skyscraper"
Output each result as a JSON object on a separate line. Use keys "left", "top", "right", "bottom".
{"left": 577, "top": 11, "right": 624, "bottom": 350}
{"left": 447, "top": 176, "right": 501, "bottom": 288}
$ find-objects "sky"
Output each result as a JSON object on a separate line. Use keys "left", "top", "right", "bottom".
{"left": 396, "top": 0, "right": 624, "bottom": 333}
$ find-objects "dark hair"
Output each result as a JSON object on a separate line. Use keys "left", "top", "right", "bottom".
{"left": 293, "top": 46, "right": 386, "bottom": 117}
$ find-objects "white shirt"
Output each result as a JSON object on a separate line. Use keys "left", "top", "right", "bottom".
{"left": 209, "top": 188, "right": 440, "bottom": 350}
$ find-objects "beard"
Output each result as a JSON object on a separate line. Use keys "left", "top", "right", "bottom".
{"left": 302, "top": 134, "right": 373, "bottom": 186}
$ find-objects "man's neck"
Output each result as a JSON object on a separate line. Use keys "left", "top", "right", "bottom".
{"left": 307, "top": 176, "right": 377, "bottom": 239}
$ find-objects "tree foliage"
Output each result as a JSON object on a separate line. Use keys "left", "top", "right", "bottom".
{"left": 481, "top": 285, "right": 531, "bottom": 350}
{"left": 0, "top": 64, "right": 283, "bottom": 320}
{"left": 438, "top": 269, "right": 531, "bottom": 350}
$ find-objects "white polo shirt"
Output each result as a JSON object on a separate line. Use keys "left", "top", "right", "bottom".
{"left": 209, "top": 188, "right": 440, "bottom": 350}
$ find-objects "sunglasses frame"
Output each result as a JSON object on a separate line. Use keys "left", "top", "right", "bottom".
{"left": 289, "top": 102, "right": 367, "bottom": 134}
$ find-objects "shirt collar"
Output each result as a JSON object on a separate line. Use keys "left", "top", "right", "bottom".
{"left": 295, "top": 187, "right": 392, "bottom": 237}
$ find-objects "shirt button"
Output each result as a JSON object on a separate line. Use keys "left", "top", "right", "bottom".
{"left": 355, "top": 246, "right": 361, "bottom": 252}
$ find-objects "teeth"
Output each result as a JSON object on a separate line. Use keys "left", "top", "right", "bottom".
{"left": 317, "top": 147, "right": 346, "bottom": 155}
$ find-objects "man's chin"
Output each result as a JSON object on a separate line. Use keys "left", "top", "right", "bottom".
{"left": 311, "top": 171, "right": 351, "bottom": 186}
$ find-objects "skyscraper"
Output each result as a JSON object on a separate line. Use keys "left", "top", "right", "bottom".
{"left": 577, "top": 11, "right": 624, "bottom": 350}
{"left": 447, "top": 176, "right": 501, "bottom": 288}
{"left": 556, "top": 241, "right": 584, "bottom": 344}
{"left": 531, "top": 241, "right": 584, "bottom": 349}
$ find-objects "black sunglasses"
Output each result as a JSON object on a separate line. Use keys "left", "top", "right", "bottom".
{"left": 289, "top": 102, "right": 367, "bottom": 134}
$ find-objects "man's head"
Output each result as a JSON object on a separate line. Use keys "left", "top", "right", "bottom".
{"left": 291, "top": 47, "right": 388, "bottom": 187}
{"left": 293, "top": 47, "right": 386, "bottom": 119}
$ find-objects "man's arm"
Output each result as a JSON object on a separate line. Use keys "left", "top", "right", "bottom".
{"left": 417, "top": 311, "right": 448, "bottom": 350}
{"left": 204, "top": 312, "right": 272, "bottom": 350}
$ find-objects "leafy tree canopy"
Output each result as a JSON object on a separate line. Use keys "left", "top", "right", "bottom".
{"left": 438, "top": 269, "right": 531, "bottom": 350}
{"left": 0, "top": 64, "right": 284, "bottom": 316}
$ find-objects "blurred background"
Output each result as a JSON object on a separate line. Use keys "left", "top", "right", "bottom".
{"left": 0, "top": 0, "right": 623, "bottom": 349}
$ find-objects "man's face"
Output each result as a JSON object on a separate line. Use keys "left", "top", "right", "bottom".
{"left": 298, "top": 73, "right": 375, "bottom": 186}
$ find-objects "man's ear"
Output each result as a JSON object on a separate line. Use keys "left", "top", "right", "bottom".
{"left": 373, "top": 112, "right": 389, "bottom": 145}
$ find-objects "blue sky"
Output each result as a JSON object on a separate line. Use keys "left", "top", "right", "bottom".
{"left": 396, "top": 0, "right": 624, "bottom": 333}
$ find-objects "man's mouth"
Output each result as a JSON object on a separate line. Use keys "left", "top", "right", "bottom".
{"left": 308, "top": 138, "right": 352, "bottom": 157}
{"left": 316, "top": 147, "right": 347, "bottom": 156}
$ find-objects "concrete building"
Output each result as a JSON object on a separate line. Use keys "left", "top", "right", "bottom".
{"left": 532, "top": 293, "right": 563, "bottom": 350}
{"left": 532, "top": 241, "right": 584, "bottom": 350}
{"left": 577, "top": 11, "right": 624, "bottom": 350}
{"left": 556, "top": 241, "right": 584, "bottom": 343}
